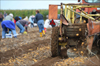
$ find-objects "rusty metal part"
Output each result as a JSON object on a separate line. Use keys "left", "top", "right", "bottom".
{"left": 95, "top": 16, "right": 100, "bottom": 20}
{"left": 60, "top": 3, "right": 63, "bottom": 36}
{"left": 49, "top": 5, "right": 58, "bottom": 19}
{"left": 62, "top": 14, "right": 69, "bottom": 23}
{"left": 65, "top": 23, "right": 87, "bottom": 38}
{"left": 87, "top": 19, "right": 100, "bottom": 36}
{"left": 63, "top": 3, "right": 100, "bottom": 5}
{"left": 62, "top": 14, "right": 69, "bottom": 25}
{"left": 87, "top": 36, "right": 94, "bottom": 52}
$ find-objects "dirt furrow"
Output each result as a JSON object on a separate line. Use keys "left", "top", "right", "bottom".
{"left": 0, "top": 39, "right": 50, "bottom": 63}
{"left": 32, "top": 56, "right": 62, "bottom": 66}
{"left": 32, "top": 48, "right": 68, "bottom": 66}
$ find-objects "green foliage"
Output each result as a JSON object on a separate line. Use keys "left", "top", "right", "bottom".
{"left": 0, "top": 9, "right": 49, "bottom": 20}
{"left": 58, "top": 9, "right": 61, "bottom": 14}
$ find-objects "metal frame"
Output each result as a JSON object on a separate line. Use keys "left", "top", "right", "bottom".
{"left": 59, "top": 3, "right": 100, "bottom": 37}
{"left": 64, "top": 3, "right": 100, "bottom": 22}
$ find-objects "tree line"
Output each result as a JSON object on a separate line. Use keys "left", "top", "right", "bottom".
{"left": 0, "top": 9, "right": 61, "bottom": 20}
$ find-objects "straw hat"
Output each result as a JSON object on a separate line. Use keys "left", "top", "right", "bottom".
{"left": 9, "top": 13, "right": 13, "bottom": 17}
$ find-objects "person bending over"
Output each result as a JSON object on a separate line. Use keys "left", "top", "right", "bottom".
{"left": 16, "top": 20, "right": 30, "bottom": 34}
{"left": 1, "top": 20, "right": 17, "bottom": 38}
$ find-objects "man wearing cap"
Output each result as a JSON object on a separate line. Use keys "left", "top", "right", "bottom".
{"left": 1, "top": 20, "right": 17, "bottom": 39}
{"left": 4, "top": 13, "right": 14, "bottom": 22}
{"left": 16, "top": 19, "right": 30, "bottom": 34}
{"left": 4, "top": 13, "right": 14, "bottom": 34}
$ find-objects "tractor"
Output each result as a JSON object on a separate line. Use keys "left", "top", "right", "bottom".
{"left": 50, "top": 0, "right": 100, "bottom": 57}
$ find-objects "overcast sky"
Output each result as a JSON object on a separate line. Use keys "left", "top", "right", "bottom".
{"left": 0, "top": 0, "right": 78, "bottom": 10}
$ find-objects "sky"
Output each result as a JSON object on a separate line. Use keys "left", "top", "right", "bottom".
{"left": 0, "top": 0, "right": 78, "bottom": 10}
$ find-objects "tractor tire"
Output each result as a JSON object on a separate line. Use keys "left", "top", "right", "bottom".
{"left": 51, "top": 27, "right": 60, "bottom": 57}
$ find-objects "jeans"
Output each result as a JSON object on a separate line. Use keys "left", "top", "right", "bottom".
{"left": 31, "top": 23, "right": 33, "bottom": 28}
{"left": 9, "top": 29, "right": 12, "bottom": 34}
{"left": 16, "top": 21, "right": 25, "bottom": 33}
{"left": 37, "top": 20, "right": 44, "bottom": 32}
{"left": 2, "top": 27, "right": 17, "bottom": 38}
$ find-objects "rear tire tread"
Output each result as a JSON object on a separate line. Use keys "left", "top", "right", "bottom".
{"left": 51, "top": 27, "right": 59, "bottom": 57}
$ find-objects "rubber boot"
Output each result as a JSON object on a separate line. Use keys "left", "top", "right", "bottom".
{"left": 42, "top": 30, "right": 45, "bottom": 35}
{"left": 40, "top": 32, "right": 42, "bottom": 37}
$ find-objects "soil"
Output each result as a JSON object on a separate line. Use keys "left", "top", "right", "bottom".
{"left": 0, "top": 25, "right": 100, "bottom": 66}
{"left": 32, "top": 48, "right": 68, "bottom": 66}
{"left": 83, "top": 55, "right": 100, "bottom": 66}
{"left": 0, "top": 39, "right": 50, "bottom": 63}
{"left": 32, "top": 56, "right": 61, "bottom": 66}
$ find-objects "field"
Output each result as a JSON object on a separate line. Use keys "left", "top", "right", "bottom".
{"left": 0, "top": 24, "right": 100, "bottom": 66}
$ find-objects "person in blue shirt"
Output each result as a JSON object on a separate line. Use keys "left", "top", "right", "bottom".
{"left": 29, "top": 15, "right": 35, "bottom": 28}
{"left": 0, "top": 12, "right": 3, "bottom": 22}
{"left": 3, "top": 11, "right": 7, "bottom": 18}
{"left": 34, "top": 10, "right": 45, "bottom": 37}
{"left": 1, "top": 20, "right": 17, "bottom": 38}
{"left": 19, "top": 16, "right": 22, "bottom": 20}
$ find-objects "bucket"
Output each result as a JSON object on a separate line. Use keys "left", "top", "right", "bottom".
{"left": 6, "top": 34, "right": 12, "bottom": 38}
{"left": 44, "top": 28, "right": 46, "bottom": 32}
{"left": 23, "top": 31, "right": 27, "bottom": 34}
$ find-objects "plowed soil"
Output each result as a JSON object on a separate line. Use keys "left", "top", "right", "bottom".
{"left": 0, "top": 25, "right": 100, "bottom": 66}
{"left": 0, "top": 39, "right": 50, "bottom": 63}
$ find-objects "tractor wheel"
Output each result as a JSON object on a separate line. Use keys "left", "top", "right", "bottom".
{"left": 51, "top": 27, "right": 61, "bottom": 57}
